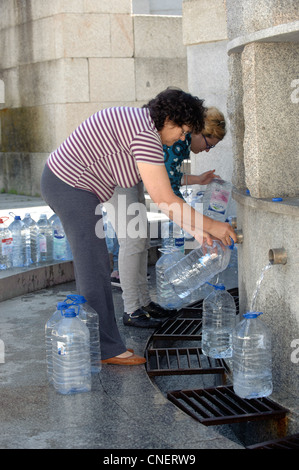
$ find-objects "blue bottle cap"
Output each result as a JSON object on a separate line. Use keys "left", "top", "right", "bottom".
{"left": 214, "top": 284, "right": 225, "bottom": 290}
{"left": 15, "top": 215, "right": 21, "bottom": 220}
{"left": 228, "top": 238, "right": 235, "bottom": 249}
{"left": 66, "top": 294, "right": 87, "bottom": 304}
{"left": 243, "top": 311, "right": 263, "bottom": 319}
{"left": 57, "top": 301, "right": 68, "bottom": 310}
{"left": 64, "top": 308, "right": 76, "bottom": 317}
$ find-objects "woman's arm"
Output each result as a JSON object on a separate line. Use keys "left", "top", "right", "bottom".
{"left": 181, "top": 170, "right": 220, "bottom": 186}
{"left": 137, "top": 162, "right": 236, "bottom": 246}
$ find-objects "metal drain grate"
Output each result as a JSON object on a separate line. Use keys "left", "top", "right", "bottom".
{"left": 146, "top": 347, "right": 229, "bottom": 377}
{"left": 246, "top": 434, "right": 299, "bottom": 449}
{"left": 152, "top": 317, "right": 202, "bottom": 341}
{"left": 167, "top": 385, "right": 289, "bottom": 426}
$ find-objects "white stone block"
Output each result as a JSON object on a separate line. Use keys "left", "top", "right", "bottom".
{"left": 111, "top": 14, "right": 134, "bottom": 58}
{"left": 135, "top": 57, "right": 188, "bottom": 101}
{"left": 134, "top": 15, "right": 186, "bottom": 58}
{"left": 56, "top": 13, "right": 111, "bottom": 58}
{"left": 84, "top": 0, "right": 132, "bottom": 14}
{"left": 89, "top": 58, "right": 136, "bottom": 102}
{"left": 182, "top": 0, "right": 228, "bottom": 45}
{"left": 12, "top": 59, "right": 89, "bottom": 107}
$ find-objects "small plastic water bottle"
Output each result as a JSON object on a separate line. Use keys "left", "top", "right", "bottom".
{"left": 0, "top": 217, "right": 13, "bottom": 270}
{"left": 173, "top": 222, "right": 185, "bottom": 254}
{"left": 23, "top": 213, "right": 40, "bottom": 264}
{"left": 203, "top": 179, "right": 232, "bottom": 222}
{"left": 164, "top": 240, "right": 231, "bottom": 300}
{"left": 232, "top": 311, "right": 273, "bottom": 399}
{"left": 50, "top": 214, "right": 67, "bottom": 261}
{"left": 156, "top": 248, "right": 185, "bottom": 310}
{"left": 161, "top": 220, "right": 174, "bottom": 249}
{"left": 161, "top": 221, "right": 185, "bottom": 253}
{"left": 66, "top": 295, "right": 101, "bottom": 373}
{"left": 37, "top": 214, "right": 53, "bottom": 263}
{"left": 9, "top": 214, "right": 31, "bottom": 267}
{"left": 52, "top": 308, "right": 91, "bottom": 395}
{"left": 202, "top": 284, "right": 236, "bottom": 358}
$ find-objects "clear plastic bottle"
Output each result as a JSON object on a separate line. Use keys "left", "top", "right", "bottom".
{"left": 9, "top": 214, "right": 31, "bottom": 267}
{"left": 37, "top": 213, "right": 53, "bottom": 263}
{"left": 202, "top": 284, "right": 236, "bottom": 358}
{"left": 161, "top": 221, "right": 185, "bottom": 253}
{"left": 232, "top": 311, "right": 273, "bottom": 399}
{"left": 161, "top": 220, "right": 174, "bottom": 249}
{"left": 203, "top": 179, "right": 232, "bottom": 222}
{"left": 23, "top": 213, "right": 40, "bottom": 264}
{"left": 52, "top": 307, "right": 91, "bottom": 395}
{"left": 66, "top": 295, "right": 101, "bottom": 373}
{"left": 164, "top": 240, "right": 231, "bottom": 300}
{"left": 50, "top": 214, "right": 67, "bottom": 261}
{"left": 50, "top": 213, "right": 72, "bottom": 261}
{"left": 156, "top": 248, "right": 185, "bottom": 310}
{"left": 45, "top": 301, "right": 68, "bottom": 383}
{"left": 0, "top": 217, "right": 13, "bottom": 270}
{"left": 172, "top": 222, "right": 185, "bottom": 254}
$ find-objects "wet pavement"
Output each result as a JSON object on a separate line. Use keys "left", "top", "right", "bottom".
{"left": 0, "top": 194, "right": 245, "bottom": 451}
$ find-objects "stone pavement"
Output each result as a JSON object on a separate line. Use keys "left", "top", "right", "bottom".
{"left": 0, "top": 194, "right": 244, "bottom": 450}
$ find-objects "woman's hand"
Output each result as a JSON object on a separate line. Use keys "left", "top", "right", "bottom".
{"left": 197, "top": 170, "right": 220, "bottom": 185}
{"left": 203, "top": 218, "right": 236, "bottom": 246}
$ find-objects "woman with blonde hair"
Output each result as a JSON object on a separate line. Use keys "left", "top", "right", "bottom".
{"left": 165, "top": 106, "right": 227, "bottom": 195}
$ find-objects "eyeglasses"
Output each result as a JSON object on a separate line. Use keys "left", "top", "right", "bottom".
{"left": 203, "top": 134, "right": 215, "bottom": 149}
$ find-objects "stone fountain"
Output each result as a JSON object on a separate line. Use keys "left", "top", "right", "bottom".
{"left": 226, "top": 0, "right": 299, "bottom": 433}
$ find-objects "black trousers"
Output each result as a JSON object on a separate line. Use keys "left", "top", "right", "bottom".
{"left": 40, "top": 165, "right": 126, "bottom": 360}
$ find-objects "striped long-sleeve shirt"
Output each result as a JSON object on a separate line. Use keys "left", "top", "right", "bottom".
{"left": 47, "top": 106, "right": 164, "bottom": 202}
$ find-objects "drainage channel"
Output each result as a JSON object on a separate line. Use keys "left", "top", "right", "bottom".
{"left": 145, "top": 288, "right": 296, "bottom": 449}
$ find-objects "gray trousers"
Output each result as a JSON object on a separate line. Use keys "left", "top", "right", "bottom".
{"left": 105, "top": 183, "right": 151, "bottom": 313}
{"left": 40, "top": 165, "right": 126, "bottom": 360}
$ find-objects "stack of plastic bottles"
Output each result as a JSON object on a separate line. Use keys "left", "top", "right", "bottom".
{"left": 45, "top": 295, "right": 101, "bottom": 395}
{"left": 200, "top": 288, "right": 273, "bottom": 400}
{"left": 0, "top": 212, "right": 72, "bottom": 270}
{"left": 0, "top": 217, "right": 13, "bottom": 270}
{"left": 200, "top": 283, "right": 273, "bottom": 399}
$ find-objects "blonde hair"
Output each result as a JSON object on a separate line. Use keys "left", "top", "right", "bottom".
{"left": 202, "top": 107, "right": 226, "bottom": 141}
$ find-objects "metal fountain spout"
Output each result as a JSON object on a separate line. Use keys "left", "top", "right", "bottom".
{"left": 235, "top": 229, "right": 243, "bottom": 244}
{"left": 269, "top": 248, "right": 287, "bottom": 265}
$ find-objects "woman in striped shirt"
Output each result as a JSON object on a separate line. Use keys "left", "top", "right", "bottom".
{"left": 41, "top": 88, "right": 236, "bottom": 365}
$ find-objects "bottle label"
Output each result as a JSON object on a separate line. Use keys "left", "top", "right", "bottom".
{"left": 174, "top": 237, "right": 184, "bottom": 248}
{"left": 208, "top": 188, "right": 230, "bottom": 215}
{"left": 39, "top": 235, "right": 47, "bottom": 253}
{"left": 1, "top": 238, "right": 13, "bottom": 255}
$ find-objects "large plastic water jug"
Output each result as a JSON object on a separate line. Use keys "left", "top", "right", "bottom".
{"left": 164, "top": 240, "right": 231, "bottom": 300}
{"left": 52, "top": 308, "right": 91, "bottom": 395}
{"left": 202, "top": 284, "right": 236, "bottom": 358}
{"left": 232, "top": 311, "right": 272, "bottom": 399}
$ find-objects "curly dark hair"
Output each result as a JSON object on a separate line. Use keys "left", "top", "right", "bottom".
{"left": 143, "top": 87, "right": 206, "bottom": 134}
